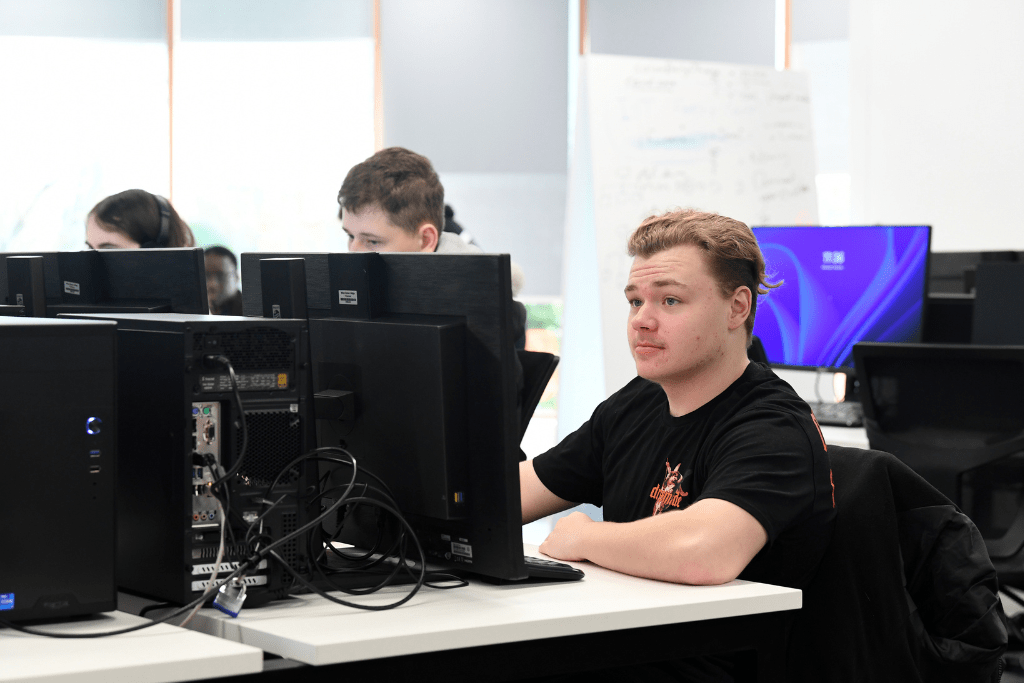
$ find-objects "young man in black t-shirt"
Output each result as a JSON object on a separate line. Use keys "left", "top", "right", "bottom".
{"left": 521, "top": 210, "right": 835, "bottom": 590}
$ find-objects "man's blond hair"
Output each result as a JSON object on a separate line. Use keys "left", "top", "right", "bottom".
{"left": 627, "top": 209, "right": 780, "bottom": 341}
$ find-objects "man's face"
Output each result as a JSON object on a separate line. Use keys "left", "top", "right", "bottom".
{"left": 625, "top": 244, "right": 740, "bottom": 387}
{"left": 342, "top": 204, "right": 433, "bottom": 252}
{"left": 205, "top": 254, "right": 239, "bottom": 308}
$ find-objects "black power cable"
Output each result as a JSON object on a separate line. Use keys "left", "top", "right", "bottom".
{"left": 203, "top": 355, "right": 248, "bottom": 492}
{"left": 0, "top": 454, "right": 358, "bottom": 638}
{"left": 2, "top": 410, "right": 465, "bottom": 637}
{"left": 270, "top": 494, "right": 426, "bottom": 611}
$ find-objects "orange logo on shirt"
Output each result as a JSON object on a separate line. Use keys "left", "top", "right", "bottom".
{"left": 830, "top": 468, "right": 836, "bottom": 509}
{"left": 651, "top": 461, "right": 688, "bottom": 515}
{"left": 810, "top": 413, "right": 827, "bottom": 452}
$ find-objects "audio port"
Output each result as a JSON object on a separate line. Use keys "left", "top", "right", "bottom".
{"left": 209, "top": 510, "right": 216, "bottom": 520}
{"left": 193, "top": 514, "right": 200, "bottom": 521}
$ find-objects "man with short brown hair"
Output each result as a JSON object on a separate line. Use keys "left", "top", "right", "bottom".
{"left": 522, "top": 208, "right": 834, "bottom": 585}
{"left": 521, "top": 209, "right": 834, "bottom": 678}
{"left": 338, "top": 147, "right": 476, "bottom": 254}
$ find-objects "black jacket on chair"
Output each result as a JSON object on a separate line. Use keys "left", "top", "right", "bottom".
{"left": 787, "top": 445, "right": 1007, "bottom": 682}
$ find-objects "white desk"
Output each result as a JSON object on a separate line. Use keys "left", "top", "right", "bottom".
{"left": 186, "top": 545, "right": 801, "bottom": 681}
{"left": 821, "top": 425, "right": 869, "bottom": 449}
{"left": 0, "top": 611, "right": 262, "bottom": 683}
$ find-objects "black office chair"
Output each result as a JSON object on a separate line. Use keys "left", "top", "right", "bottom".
{"left": 787, "top": 445, "right": 1007, "bottom": 683}
{"left": 517, "top": 350, "right": 559, "bottom": 452}
{"left": 747, "top": 334, "right": 769, "bottom": 365}
{"left": 853, "top": 342, "right": 1024, "bottom": 587}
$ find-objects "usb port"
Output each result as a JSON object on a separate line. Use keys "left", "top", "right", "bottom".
{"left": 90, "top": 449, "right": 101, "bottom": 458}
{"left": 89, "top": 465, "right": 101, "bottom": 474}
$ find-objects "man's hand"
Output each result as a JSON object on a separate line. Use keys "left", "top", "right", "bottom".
{"left": 539, "top": 511, "right": 595, "bottom": 562}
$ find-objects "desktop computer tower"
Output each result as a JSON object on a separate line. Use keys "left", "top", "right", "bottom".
{"left": 61, "top": 313, "right": 314, "bottom": 606}
{"left": 0, "top": 318, "right": 117, "bottom": 622}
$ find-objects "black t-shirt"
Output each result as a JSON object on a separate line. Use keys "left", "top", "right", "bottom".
{"left": 533, "top": 362, "right": 835, "bottom": 589}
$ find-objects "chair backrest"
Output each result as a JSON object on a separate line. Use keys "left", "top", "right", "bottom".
{"left": 747, "top": 334, "right": 769, "bottom": 365}
{"left": 787, "top": 445, "right": 1007, "bottom": 683}
{"left": 517, "top": 350, "right": 559, "bottom": 441}
{"left": 853, "top": 341, "right": 1024, "bottom": 580}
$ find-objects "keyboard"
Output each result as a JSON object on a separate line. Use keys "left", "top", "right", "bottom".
{"left": 809, "top": 401, "right": 864, "bottom": 427}
{"left": 524, "top": 555, "right": 585, "bottom": 581}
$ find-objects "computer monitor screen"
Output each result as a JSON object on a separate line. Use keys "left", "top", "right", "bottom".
{"left": 751, "top": 225, "right": 931, "bottom": 370}
{"left": 240, "top": 252, "right": 527, "bottom": 582}
{"left": 50, "top": 248, "right": 209, "bottom": 315}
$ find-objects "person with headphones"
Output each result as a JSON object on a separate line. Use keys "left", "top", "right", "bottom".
{"left": 85, "top": 189, "right": 196, "bottom": 250}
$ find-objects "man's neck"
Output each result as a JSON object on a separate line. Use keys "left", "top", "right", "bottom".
{"left": 661, "top": 350, "right": 751, "bottom": 418}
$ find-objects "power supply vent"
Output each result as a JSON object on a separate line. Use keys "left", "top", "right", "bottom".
{"left": 192, "top": 543, "right": 250, "bottom": 561}
{"left": 193, "top": 327, "right": 294, "bottom": 371}
{"left": 236, "top": 409, "right": 303, "bottom": 488}
{"left": 279, "top": 512, "right": 298, "bottom": 566}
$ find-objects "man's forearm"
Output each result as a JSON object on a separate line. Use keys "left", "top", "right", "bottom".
{"left": 540, "top": 500, "right": 766, "bottom": 585}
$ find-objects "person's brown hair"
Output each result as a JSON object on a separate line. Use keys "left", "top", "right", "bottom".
{"left": 627, "top": 209, "right": 780, "bottom": 341}
{"left": 88, "top": 189, "right": 195, "bottom": 248}
{"left": 337, "top": 147, "right": 444, "bottom": 235}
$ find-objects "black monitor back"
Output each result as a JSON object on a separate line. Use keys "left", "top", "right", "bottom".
{"left": 241, "top": 252, "right": 526, "bottom": 581}
{"left": 928, "top": 250, "right": 1024, "bottom": 295}
{"left": 973, "top": 262, "right": 1024, "bottom": 345}
{"left": 49, "top": 248, "right": 209, "bottom": 315}
{"left": 1, "top": 252, "right": 62, "bottom": 312}
{"left": 853, "top": 341, "right": 1024, "bottom": 583}
{"left": 923, "top": 293, "right": 973, "bottom": 344}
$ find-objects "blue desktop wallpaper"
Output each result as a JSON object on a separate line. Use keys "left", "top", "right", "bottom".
{"left": 751, "top": 225, "right": 931, "bottom": 369}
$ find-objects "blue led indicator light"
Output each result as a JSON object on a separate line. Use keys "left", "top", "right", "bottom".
{"left": 86, "top": 417, "right": 102, "bottom": 435}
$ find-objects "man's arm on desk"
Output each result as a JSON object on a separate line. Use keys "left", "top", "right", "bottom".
{"left": 521, "top": 459, "right": 577, "bottom": 523}
{"left": 525, "top": 464, "right": 766, "bottom": 587}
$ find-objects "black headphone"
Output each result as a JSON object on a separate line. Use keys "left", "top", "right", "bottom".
{"left": 141, "top": 193, "right": 172, "bottom": 249}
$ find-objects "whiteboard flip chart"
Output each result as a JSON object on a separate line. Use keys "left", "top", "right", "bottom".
{"left": 560, "top": 54, "right": 819, "bottom": 430}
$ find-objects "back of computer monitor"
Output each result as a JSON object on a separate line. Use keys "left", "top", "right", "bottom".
{"left": 5, "top": 255, "right": 47, "bottom": 317}
{"left": 853, "top": 341, "right": 1024, "bottom": 579}
{"left": 50, "top": 248, "right": 209, "bottom": 315}
{"left": 242, "top": 251, "right": 527, "bottom": 581}
{"left": 923, "top": 293, "right": 973, "bottom": 344}
{"left": 973, "top": 262, "right": 1024, "bottom": 345}
{"left": 1, "top": 252, "right": 61, "bottom": 314}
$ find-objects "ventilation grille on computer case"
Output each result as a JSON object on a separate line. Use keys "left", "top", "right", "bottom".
{"left": 235, "top": 409, "right": 303, "bottom": 488}
{"left": 192, "top": 327, "right": 294, "bottom": 371}
{"left": 279, "top": 511, "right": 298, "bottom": 567}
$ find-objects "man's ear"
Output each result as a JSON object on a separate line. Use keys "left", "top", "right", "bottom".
{"left": 728, "top": 286, "right": 752, "bottom": 331}
{"left": 417, "top": 223, "right": 439, "bottom": 252}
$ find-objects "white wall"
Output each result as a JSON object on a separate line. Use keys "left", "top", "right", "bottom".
{"left": 380, "top": 0, "right": 780, "bottom": 297}
{"left": 381, "top": 0, "right": 569, "bottom": 296}
{"left": 850, "top": 0, "right": 1024, "bottom": 250}
{"left": 590, "top": 0, "right": 775, "bottom": 66}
